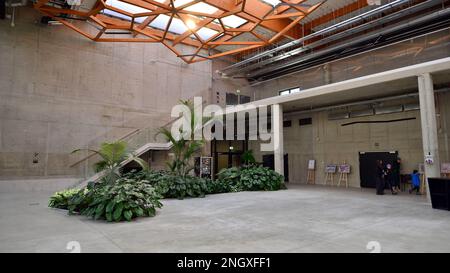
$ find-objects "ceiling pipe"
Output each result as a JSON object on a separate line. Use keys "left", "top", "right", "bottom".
{"left": 219, "top": 0, "right": 412, "bottom": 74}
{"left": 284, "top": 87, "right": 450, "bottom": 116}
{"left": 249, "top": 8, "right": 450, "bottom": 82}
{"left": 228, "top": 0, "right": 441, "bottom": 77}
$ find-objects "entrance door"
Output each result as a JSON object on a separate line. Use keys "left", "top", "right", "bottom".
{"left": 262, "top": 154, "right": 289, "bottom": 182}
{"left": 359, "top": 151, "right": 398, "bottom": 188}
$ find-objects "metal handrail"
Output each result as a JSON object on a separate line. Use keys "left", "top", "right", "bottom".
{"left": 69, "top": 128, "right": 140, "bottom": 168}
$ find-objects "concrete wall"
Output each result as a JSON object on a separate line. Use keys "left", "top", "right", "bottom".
{"left": 211, "top": 28, "right": 450, "bottom": 188}
{"left": 0, "top": 7, "right": 212, "bottom": 178}
{"left": 249, "top": 93, "right": 450, "bottom": 187}
{"left": 216, "top": 28, "right": 450, "bottom": 100}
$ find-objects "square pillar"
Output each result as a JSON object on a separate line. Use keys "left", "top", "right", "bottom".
{"left": 272, "top": 104, "right": 284, "bottom": 176}
{"left": 418, "top": 73, "right": 440, "bottom": 199}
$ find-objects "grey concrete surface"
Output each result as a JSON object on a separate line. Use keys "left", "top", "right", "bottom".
{"left": 1, "top": 184, "right": 450, "bottom": 253}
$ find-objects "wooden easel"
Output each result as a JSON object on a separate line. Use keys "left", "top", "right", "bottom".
{"left": 338, "top": 172, "right": 348, "bottom": 188}
{"left": 420, "top": 173, "right": 427, "bottom": 195}
{"left": 307, "top": 170, "right": 315, "bottom": 184}
{"left": 325, "top": 172, "right": 334, "bottom": 186}
{"left": 337, "top": 162, "right": 350, "bottom": 188}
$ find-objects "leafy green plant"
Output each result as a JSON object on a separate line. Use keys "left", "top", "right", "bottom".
{"left": 241, "top": 150, "right": 256, "bottom": 165}
{"left": 48, "top": 188, "right": 81, "bottom": 209}
{"left": 216, "top": 166, "right": 285, "bottom": 192}
{"left": 213, "top": 167, "right": 242, "bottom": 192}
{"left": 72, "top": 141, "right": 148, "bottom": 184}
{"left": 240, "top": 166, "right": 285, "bottom": 191}
{"left": 158, "top": 100, "right": 211, "bottom": 177}
{"left": 68, "top": 178, "right": 162, "bottom": 222}
{"left": 153, "top": 174, "right": 210, "bottom": 199}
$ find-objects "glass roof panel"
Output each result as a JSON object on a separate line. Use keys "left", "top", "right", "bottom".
{"left": 221, "top": 15, "right": 247, "bottom": 28}
{"left": 150, "top": 14, "right": 189, "bottom": 35}
{"left": 173, "top": 0, "right": 194, "bottom": 8}
{"left": 195, "top": 27, "right": 218, "bottom": 40}
{"left": 260, "top": 0, "right": 281, "bottom": 6}
{"left": 105, "top": 0, "right": 151, "bottom": 13}
{"left": 184, "top": 2, "right": 219, "bottom": 14}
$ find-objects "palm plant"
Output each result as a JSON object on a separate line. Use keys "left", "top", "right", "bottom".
{"left": 241, "top": 150, "right": 256, "bottom": 166}
{"left": 72, "top": 141, "right": 148, "bottom": 184}
{"left": 158, "top": 100, "right": 210, "bottom": 177}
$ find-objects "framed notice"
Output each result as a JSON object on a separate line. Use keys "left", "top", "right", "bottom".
{"left": 441, "top": 163, "right": 450, "bottom": 174}
{"left": 339, "top": 164, "right": 351, "bottom": 174}
{"left": 325, "top": 164, "right": 337, "bottom": 174}
{"left": 308, "top": 160, "right": 316, "bottom": 170}
{"left": 200, "top": 157, "right": 213, "bottom": 179}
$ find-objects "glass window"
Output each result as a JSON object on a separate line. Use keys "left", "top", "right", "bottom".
{"left": 279, "top": 87, "right": 301, "bottom": 95}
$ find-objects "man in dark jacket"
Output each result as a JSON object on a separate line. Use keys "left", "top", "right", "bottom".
{"left": 376, "top": 160, "right": 385, "bottom": 195}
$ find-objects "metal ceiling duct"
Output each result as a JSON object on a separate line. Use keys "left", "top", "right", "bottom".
{"left": 220, "top": 0, "right": 412, "bottom": 75}
{"left": 225, "top": 0, "right": 441, "bottom": 78}
{"left": 249, "top": 7, "right": 450, "bottom": 83}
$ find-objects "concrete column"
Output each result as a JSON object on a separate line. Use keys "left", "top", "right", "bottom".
{"left": 272, "top": 104, "right": 284, "bottom": 176}
{"left": 418, "top": 73, "right": 440, "bottom": 198}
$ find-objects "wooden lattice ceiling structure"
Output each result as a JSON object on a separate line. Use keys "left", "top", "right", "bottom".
{"left": 34, "top": 0, "right": 324, "bottom": 63}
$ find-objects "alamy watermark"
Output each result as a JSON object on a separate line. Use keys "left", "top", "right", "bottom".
{"left": 169, "top": 97, "right": 281, "bottom": 152}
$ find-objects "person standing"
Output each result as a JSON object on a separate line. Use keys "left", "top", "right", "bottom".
{"left": 376, "top": 160, "right": 385, "bottom": 195}
{"left": 385, "top": 163, "right": 397, "bottom": 195}
{"left": 392, "top": 158, "right": 401, "bottom": 193}
{"left": 409, "top": 170, "right": 421, "bottom": 195}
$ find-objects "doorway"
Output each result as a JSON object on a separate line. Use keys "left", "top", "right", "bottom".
{"left": 212, "top": 140, "right": 247, "bottom": 177}
{"left": 359, "top": 151, "right": 398, "bottom": 188}
{"left": 262, "top": 154, "right": 289, "bottom": 182}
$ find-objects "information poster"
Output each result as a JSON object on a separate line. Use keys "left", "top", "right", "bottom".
{"left": 339, "top": 164, "right": 351, "bottom": 174}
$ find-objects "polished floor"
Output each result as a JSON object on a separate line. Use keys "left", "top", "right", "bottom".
{"left": 1, "top": 184, "right": 449, "bottom": 253}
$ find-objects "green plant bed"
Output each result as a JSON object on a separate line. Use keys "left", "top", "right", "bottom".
{"left": 216, "top": 166, "right": 285, "bottom": 192}
{"left": 48, "top": 188, "right": 81, "bottom": 209}
{"left": 66, "top": 178, "right": 162, "bottom": 222}
{"left": 240, "top": 166, "right": 285, "bottom": 191}
{"left": 153, "top": 174, "right": 211, "bottom": 199}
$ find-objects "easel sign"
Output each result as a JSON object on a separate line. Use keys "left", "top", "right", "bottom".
{"left": 325, "top": 164, "right": 337, "bottom": 173}
{"left": 200, "top": 156, "right": 213, "bottom": 179}
{"left": 308, "top": 160, "right": 316, "bottom": 170}
{"left": 307, "top": 160, "right": 316, "bottom": 184}
{"left": 338, "top": 164, "right": 351, "bottom": 174}
{"left": 325, "top": 164, "right": 337, "bottom": 186}
{"left": 338, "top": 163, "right": 350, "bottom": 188}
{"left": 441, "top": 163, "right": 450, "bottom": 178}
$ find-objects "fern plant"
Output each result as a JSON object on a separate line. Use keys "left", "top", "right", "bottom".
{"left": 158, "top": 100, "right": 210, "bottom": 177}
{"left": 72, "top": 141, "right": 148, "bottom": 184}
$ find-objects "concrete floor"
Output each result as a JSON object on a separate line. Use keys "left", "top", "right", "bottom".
{"left": 1, "top": 184, "right": 450, "bottom": 253}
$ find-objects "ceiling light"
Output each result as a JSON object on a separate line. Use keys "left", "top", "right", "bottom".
{"left": 186, "top": 20, "right": 196, "bottom": 30}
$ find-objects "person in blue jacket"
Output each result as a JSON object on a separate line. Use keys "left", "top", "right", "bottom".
{"left": 409, "top": 170, "right": 421, "bottom": 195}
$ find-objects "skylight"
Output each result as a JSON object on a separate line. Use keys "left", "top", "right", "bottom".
{"left": 221, "top": 15, "right": 247, "bottom": 28}
{"left": 150, "top": 14, "right": 188, "bottom": 35}
{"left": 105, "top": 0, "right": 151, "bottom": 14}
{"left": 195, "top": 27, "right": 218, "bottom": 40}
{"left": 184, "top": 3, "right": 219, "bottom": 14}
{"left": 260, "top": 0, "right": 281, "bottom": 6}
{"left": 173, "top": 0, "right": 194, "bottom": 7}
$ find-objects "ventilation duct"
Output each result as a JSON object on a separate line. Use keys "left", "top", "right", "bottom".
{"left": 404, "top": 103, "right": 420, "bottom": 111}
{"left": 350, "top": 109, "right": 375, "bottom": 118}
{"left": 374, "top": 105, "right": 404, "bottom": 115}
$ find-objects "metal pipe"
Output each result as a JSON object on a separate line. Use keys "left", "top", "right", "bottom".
{"left": 249, "top": 8, "right": 450, "bottom": 81}
{"left": 284, "top": 87, "right": 450, "bottom": 116}
{"left": 229, "top": 0, "right": 440, "bottom": 77}
{"left": 220, "top": 0, "right": 412, "bottom": 73}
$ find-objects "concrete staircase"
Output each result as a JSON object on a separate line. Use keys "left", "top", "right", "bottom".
{"left": 74, "top": 141, "right": 173, "bottom": 188}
